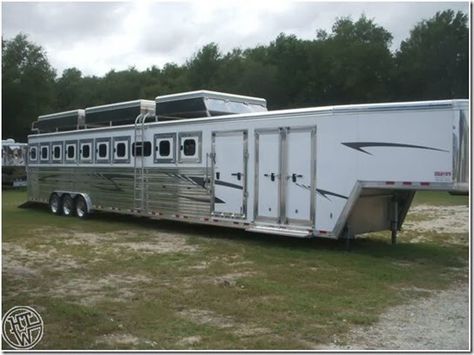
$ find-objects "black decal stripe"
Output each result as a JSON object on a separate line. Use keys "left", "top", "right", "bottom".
{"left": 175, "top": 194, "right": 225, "bottom": 204}
{"left": 97, "top": 173, "right": 124, "bottom": 192}
{"left": 316, "top": 188, "right": 348, "bottom": 200}
{"left": 215, "top": 180, "right": 243, "bottom": 190}
{"left": 188, "top": 176, "right": 206, "bottom": 188}
{"left": 295, "top": 182, "right": 311, "bottom": 191}
{"left": 342, "top": 142, "right": 449, "bottom": 155}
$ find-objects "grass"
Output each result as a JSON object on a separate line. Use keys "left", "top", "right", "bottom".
{"left": 2, "top": 189, "right": 469, "bottom": 349}
{"left": 412, "top": 190, "right": 468, "bottom": 206}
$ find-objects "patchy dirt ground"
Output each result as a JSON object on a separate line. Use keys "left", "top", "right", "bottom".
{"left": 2, "top": 191, "right": 469, "bottom": 350}
{"left": 322, "top": 282, "right": 469, "bottom": 350}
{"left": 403, "top": 204, "right": 469, "bottom": 235}
{"left": 320, "top": 204, "right": 470, "bottom": 351}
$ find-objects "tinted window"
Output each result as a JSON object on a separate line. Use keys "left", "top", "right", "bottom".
{"left": 132, "top": 141, "right": 151, "bottom": 157}
{"left": 159, "top": 140, "right": 171, "bottom": 157}
{"left": 53, "top": 146, "right": 61, "bottom": 159}
{"left": 98, "top": 143, "right": 107, "bottom": 158}
{"left": 41, "top": 147, "right": 48, "bottom": 160}
{"left": 67, "top": 145, "right": 75, "bottom": 159}
{"left": 117, "top": 142, "right": 126, "bottom": 158}
{"left": 183, "top": 139, "right": 196, "bottom": 156}
{"left": 30, "top": 148, "right": 37, "bottom": 160}
{"left": 82, "top": 144, "right": 90, "bottom": 158}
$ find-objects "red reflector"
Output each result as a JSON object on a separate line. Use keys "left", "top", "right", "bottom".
{"left": 319, "top": 230, "right": 327, "bottom": 234}
{"left": 385, "top": 181, "right": 395, "bottom": 185}
{"left": 402, "top": 182, "right": 412, "bottom": 185}
{"left": 420, "top": 182, "right": 430, "bottom": 186}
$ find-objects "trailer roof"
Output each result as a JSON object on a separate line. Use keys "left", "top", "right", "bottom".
{"left": 155, "top": 90, "right": 267, "bottom": 106}
{"left": 38, "top": 109, "right": 85, "bottom": 121}
{"left": 28, "top": 99, "right": 468, "bottom": 139}
{"left": 85, "top": 99, "right": 155, "bottom": 114}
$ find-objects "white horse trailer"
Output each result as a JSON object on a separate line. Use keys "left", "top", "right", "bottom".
{"left": 2, "top": 139, "right": 27, "bottom": 187}
{"left": 26, "top": 91, "right": 469, "bottom": 243}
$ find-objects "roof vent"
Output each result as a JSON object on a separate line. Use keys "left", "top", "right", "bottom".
{"left": 85, "top": 100, "right": 155, "bottom": 127}
{"left": 155, "top": 90, "right": 267, "bottom": 120}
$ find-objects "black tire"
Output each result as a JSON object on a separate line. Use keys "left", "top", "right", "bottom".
{"left": 61, "top": 194, "right": 75, "bottom": 217}
{"left": 49, "top": 193, "right": 62, "bottom": 215}
{"left": 75, "top": 195, "right": 89, "bottom": 219}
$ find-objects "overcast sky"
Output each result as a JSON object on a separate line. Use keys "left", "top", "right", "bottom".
{"left": 1, "top": 1, "right": 469, "bottom": 77}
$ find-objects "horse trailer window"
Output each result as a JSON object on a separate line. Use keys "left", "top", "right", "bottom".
{"left": 99, "top": 144, "right": 107, "bottom": 157}
{"left": 113, "top": 136, "right": 130, "bottom": 163}
{"left": 40, "top": 145, "right": 49, "bottom": 162}
{"left": 52, "top": 143, "right": 62, "bottom": 162}
{"left": 95, "top": 138, "right": 111, "bottom": 163}
{"left": 132, "top": 141, "right": 152, "bottom": 157}
{"left": 154, "top": 133, "right": 176, "bottom": 164}
{"left": 29, "top": 147, "right": 37, "bottom": 161}
{"left": 117, "top": 143, "right": 126, "bottom": 157}
{"left": 82, "top": 145, "right": 90, "bottom": 158}
{"left": 65, "top": 141, "right": 77, "bottom": 162}
{"left": 183, "top": 139, "right": 196, "bottom": 156}
{"left": 79, "top": 140, "right": 93, "bottom": 163}
{"left": 178, "top": 132, "right": 202, "bottom": 163}
{"left": 159, "top": 140, "right": 170, "bottom": 156}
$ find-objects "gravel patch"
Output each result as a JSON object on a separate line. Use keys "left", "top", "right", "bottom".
{"left": 403, "top": 205, "right": 468, "bottom": 234}
{"left": 322, "top": 282, "right": 469, "bottom": 350}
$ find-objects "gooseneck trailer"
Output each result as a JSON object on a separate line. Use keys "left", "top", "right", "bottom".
{"left": 26, "top": 91, "right": 469, "bottom": 243}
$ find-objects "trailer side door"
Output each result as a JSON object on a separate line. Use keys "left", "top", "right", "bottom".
{"left": 211, "top": 130, "right": 248, "bottom": 218}
{"left": 284, "top": 127, "right": 316, "bottom": 226}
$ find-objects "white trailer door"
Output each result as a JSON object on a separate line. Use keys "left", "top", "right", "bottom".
{"left": 284, "top": 127, "right": 316, "bottom": 226}
{"left": 212, "top": 130, "right": 248, "bottom": 218}
{"left": 255, "top": 129, "right": 281, "bottom": 223}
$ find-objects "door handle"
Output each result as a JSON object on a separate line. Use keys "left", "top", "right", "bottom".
{"left": 231, "top": 172, "right": 242, "bottom": 181}
{"left": 264, "top": 172, "right": 277, "bottom": 182}
{"left": 216, "top": 172, "right": 220, "bottom": 180}
{"left": 291, "top": 173, "right": 303, "bottom": 182}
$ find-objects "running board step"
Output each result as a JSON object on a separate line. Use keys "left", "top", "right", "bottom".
{"left": 246, "top": 225, "right": 312, "bottom": 238}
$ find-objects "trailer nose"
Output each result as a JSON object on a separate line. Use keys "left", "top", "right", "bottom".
{"left": 452, "top": 108, "right": 468, "bottom": 193}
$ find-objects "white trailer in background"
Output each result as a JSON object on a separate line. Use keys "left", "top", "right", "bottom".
{"left": 26, "top": 91, "right": 469, "bottom": 244}
{"left": 2, "top": 139, "right": 28, "bottom": 187}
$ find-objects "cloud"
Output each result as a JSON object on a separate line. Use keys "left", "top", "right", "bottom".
{"left": 1, "top": 1, "right": 469, "bottom": 76}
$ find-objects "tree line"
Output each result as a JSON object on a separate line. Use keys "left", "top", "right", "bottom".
{"left": 2, "top": 10, "right": 468, "bottom": 141}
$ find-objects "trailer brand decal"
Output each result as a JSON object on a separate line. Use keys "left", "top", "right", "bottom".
{"left": 434, "top": 171, "right": 451, "bottom": 176}
{"left": 434, "top": 171, "right": 452, "bottom": 182}
{"left": 316, "top": 189, "right": 348, "bottom": 200}
{"left": 341, "top": 142, "right": 449, "bottom": 155}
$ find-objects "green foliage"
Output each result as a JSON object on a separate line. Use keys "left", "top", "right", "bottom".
{"left": 2, "top": 33, "right": 56, "bottom": 140}
{"left": 395, "top": 10, "right": 468, "bottom": 100}
{"left": 1, "top": 10, "right": 468, "bottom": 141}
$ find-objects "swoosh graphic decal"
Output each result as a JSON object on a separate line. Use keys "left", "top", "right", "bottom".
{"left": 316, "top": 188, "right": 348, "bottom": 201}
{"left": 214, "top": 180, "right": 243, "bottom": 190}
{"left": 342, "top": 142, "right": 449, "bottom": 155}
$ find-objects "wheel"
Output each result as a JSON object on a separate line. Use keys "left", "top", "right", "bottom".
{"left": 61, "top": 194, "right": 75, "bottom": 216}
{"left": 49, "top": 193, "right": 62, "bottom": 215}
{"left": 75, "top": 195, "right": 89, "bottom": 219}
